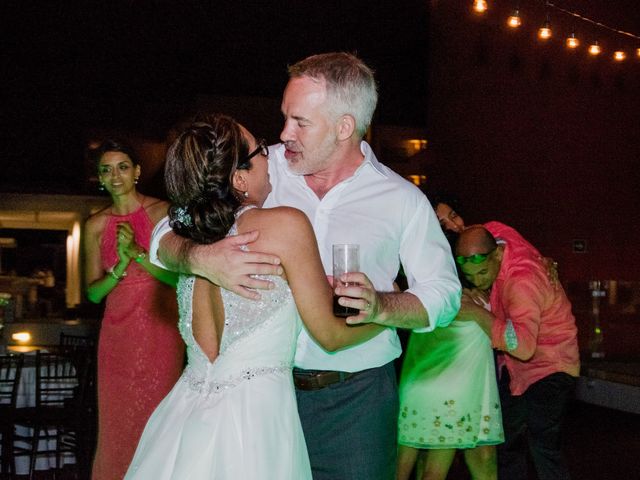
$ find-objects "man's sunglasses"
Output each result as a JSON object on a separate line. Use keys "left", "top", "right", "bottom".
{"left": 455, "top": 247, "right": 496, "bottom": 266}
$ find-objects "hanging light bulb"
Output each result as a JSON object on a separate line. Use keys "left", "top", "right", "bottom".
{"left": 537, "top": 3, "right": 552, "bottom": 40}
{"left": 538, "top": 20, "right": 552, "bottom": 40}
{"left": 613, "top": 50, "right": 626, "bottom": 61}
{"left": 566, "top": 33, "right": 579, "bottom": 49}
{"left": 588, "top": 41, "right": 601, "bottom": 56}
{"left": 472, "top": 0, "right": 488, "bottom": 13}
{"left": 507, "top": 9, "right": 521, "bottom": 28}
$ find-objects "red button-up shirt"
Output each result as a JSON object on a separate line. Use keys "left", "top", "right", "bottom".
{"left": 486, "top": 221, "right": 580, "bottom": 396}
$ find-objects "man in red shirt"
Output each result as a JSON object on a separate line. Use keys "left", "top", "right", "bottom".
{"left": 456, "top": 225, "right": 579, "bottom": 480}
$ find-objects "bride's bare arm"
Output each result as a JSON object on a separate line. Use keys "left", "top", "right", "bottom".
{"left": 248, "top": 207, "right": 385, "bottom": 351}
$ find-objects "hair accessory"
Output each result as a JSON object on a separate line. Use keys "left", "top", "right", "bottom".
{"left": 175, "top": 206, "right": 193, "bottom": 227}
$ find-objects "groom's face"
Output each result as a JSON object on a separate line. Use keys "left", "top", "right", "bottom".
{"left": 279, "top": 76, "right": 340, "bottom": 176}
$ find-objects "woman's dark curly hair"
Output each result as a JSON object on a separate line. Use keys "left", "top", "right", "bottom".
{"left": 424, "top": 191, "right": 464, "bottom": 219}
{"left": 164, "top": 113, "right": 252, "bottom": 244}
{"left": 90, "top": 138, "right": 140, "bottom": 168}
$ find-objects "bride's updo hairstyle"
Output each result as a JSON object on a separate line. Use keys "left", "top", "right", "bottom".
{"left": 165, "top": 113, "right": 252, "bottom": 244}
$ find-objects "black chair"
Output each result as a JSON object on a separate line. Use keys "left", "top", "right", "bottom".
{"left": 13, "top": 350, "right": 94, "bottom": 480}
{"left": 0, "top": 353, "right": 24, "bottom": 478}
{"left": 58, "top": 330, "right": 98, "bottom": 468}
{"left": 59, "top": 333, "right": 96, "bottom": 349}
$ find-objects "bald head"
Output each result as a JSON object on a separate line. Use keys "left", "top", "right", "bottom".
{"left": 455, "top": 226, "right": 503, "bottom": 291}
{"left": 456, "top": 226, "right": 496, "bottom": 256}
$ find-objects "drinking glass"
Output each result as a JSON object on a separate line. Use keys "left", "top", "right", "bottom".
{"left": 332, "top": 244, "right": 360, "bottom": 317}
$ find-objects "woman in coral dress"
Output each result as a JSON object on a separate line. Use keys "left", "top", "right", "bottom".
{"left": 84, "top": 139, "right": 184, "bottom": 480}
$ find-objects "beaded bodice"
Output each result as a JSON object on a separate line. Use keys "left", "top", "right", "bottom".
{"left": 176, "top": 207, "right": 301, "bottom": 394}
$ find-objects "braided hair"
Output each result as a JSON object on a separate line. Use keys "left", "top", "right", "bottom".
{"left": 164, "top": 113, "right": 251, "bottom": 244}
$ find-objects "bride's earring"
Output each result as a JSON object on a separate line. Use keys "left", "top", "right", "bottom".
{"left": 243, "top": 191, "right": 249, "bottom": 198}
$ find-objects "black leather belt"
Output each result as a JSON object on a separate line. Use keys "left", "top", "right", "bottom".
{"left": 293, "top": 369, "right": 354, "bottom": 391}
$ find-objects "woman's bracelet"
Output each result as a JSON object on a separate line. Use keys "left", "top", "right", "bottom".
{"left": 109, "top": 269, "right": 127, "bottom": 281}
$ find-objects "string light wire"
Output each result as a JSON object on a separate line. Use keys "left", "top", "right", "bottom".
{"left": 471, "top": 1, "right": 640, "bottom": 62}
{"left": 544, "top": 1, "right": 640, "bottom": 42}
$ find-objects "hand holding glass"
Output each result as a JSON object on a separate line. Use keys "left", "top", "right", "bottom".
{"left": 332, "top": 244, "right": 360, "bottom": 317}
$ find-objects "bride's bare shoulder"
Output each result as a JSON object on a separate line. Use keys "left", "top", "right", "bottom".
{"left": 238, "top": 207, "right": 313, "bottom": 247}
{"left": 241, "top": 206, "right": 309, "bottom": 227}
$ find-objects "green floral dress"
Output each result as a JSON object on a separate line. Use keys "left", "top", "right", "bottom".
{"left": 398, "top": 319, "right": 503, "bottom": 449}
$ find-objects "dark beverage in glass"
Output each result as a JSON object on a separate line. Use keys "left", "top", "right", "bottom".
{"left": 333, "top": 296, "right": 359, "bottom": 317}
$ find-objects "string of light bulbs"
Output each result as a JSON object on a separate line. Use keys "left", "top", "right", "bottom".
{"left": 471, "top": 0, "right": 640, "bottom": 62}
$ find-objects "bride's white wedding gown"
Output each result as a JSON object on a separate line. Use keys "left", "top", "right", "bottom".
{"left": 125, "top": 215, "right": 312, "bottom": 479}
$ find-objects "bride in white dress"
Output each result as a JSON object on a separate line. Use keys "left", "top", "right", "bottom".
{"left": 124, "top": 114, "right": 384, "bottom": 479}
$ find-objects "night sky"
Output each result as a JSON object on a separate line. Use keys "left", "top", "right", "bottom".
{"left": 1, "top": 0, "right": 430, "bottom": 193}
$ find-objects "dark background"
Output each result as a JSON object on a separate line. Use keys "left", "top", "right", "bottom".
{"left": 423, "top": 1, "right": 640, "bottom": 283}
{"left": 1, "top": 0, "right": 430, "bottom": 193}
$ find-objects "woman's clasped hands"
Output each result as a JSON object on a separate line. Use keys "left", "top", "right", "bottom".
{"left": 116, "top": 221, "right": 142, "bottom": 261}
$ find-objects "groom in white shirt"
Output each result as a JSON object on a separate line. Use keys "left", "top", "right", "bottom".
{"left": 150, "top": 52, "right": 460, "bottom": 480}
